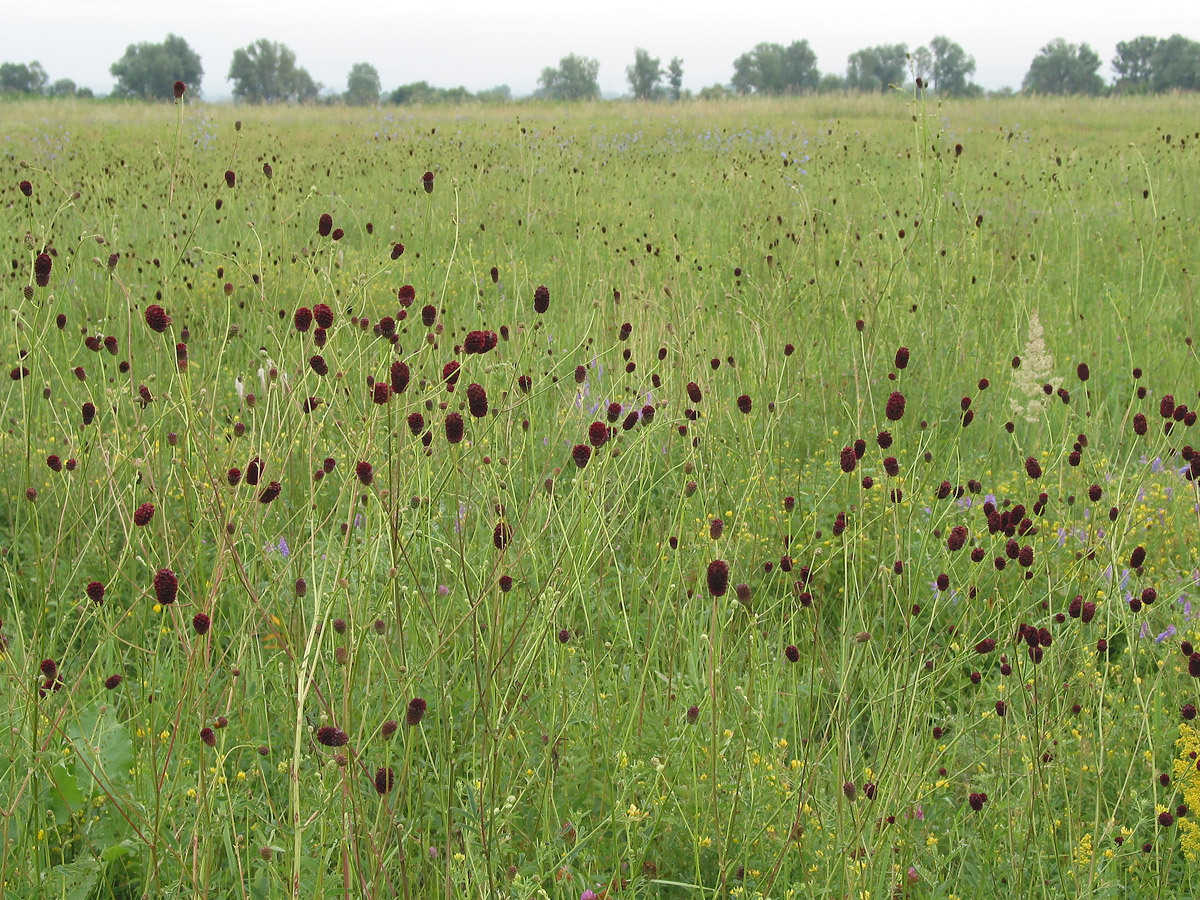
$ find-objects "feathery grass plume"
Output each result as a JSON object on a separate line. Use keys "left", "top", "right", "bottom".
{"left": 571, "top": 444, "right": 592, "bottom": 468}
{"left": 445, "top": 412, "right": 465, "bottom": 444}
{"left": 153, "top": 568, "right": 178, "bottom": 605}
{"left": 1009, "top": 312, "right": 1060, "bottom": 423}
{"left": 885, "top": 391, "right": 905, "bottom": 421}
{"left": 133, "top": 502, "right": 155, "bottom": 526}
{"left": 467, "top": 383, "right": 488, "bottom": 418}
{"left": 313, "top": 303, "right": 334, "bottom": 329}
{"left": 707, "top": 560, "right": 730, "bottom": 597}
{"left": 318, "top": 213, "right": 333, "bottom": 237}
{"left": 144, "top": 304, "right": 171, "bottom": 333}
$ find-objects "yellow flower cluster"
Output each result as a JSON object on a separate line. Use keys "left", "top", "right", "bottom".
{"left": 1173, "top": 722, "right": 1200, "bottom": 860}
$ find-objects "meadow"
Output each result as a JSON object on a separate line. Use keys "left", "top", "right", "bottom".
{"left": 1, "top": 92, "right": 1199, "bottom": 899}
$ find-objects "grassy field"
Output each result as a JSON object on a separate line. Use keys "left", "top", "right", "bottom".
{"left": 2, "top": 93, "right": 1200, "bottom": 899}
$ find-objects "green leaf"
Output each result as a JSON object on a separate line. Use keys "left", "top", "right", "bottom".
{"left": 47, "top": 856, "right": 101, "bottom": 900}
{"left": 47, "top": 762, "right": 84, "bottom": 826}
{"left": 67, "top": 705, "right": 134, "bottom": 795}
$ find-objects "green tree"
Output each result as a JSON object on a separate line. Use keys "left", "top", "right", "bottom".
{"left": 929, "top": 36, "right": 977, "bottom": 95}
{"left": 1151, "top": 34, "right": 1200, "bottom": 92}
{"left": 667, "top": 57, "right": 683, "bottom": 101}
{"left": 476, "top": 85, "right": 512, "bottom": 103}
{"left": 626, "top": 48, "right": 663, "bottom": 100}
{"left": 911, "top": 46, "right": 934, "bottom": 86}
{"left": 0, "top": 61, "right": 48, "bottom": 95}
{"left": 1022, "top": 39, "right": 1104, "bottom": 95}
{"left": 228, "top": 39, "right": 320, "bottom": 103}
{"left": 846, "top": 44, "right": 908, "bottom": 92}
{"left": 49, "top": 78, "right": 77, "bottom": 97}
{"left": 1113, "top": 35, "right": 1159, "bottom": 92}
{"left": 345, "top": 62, "right": 381, "bottom": 106}
{"left": 730, "top": 41, "right": 818, "bottom": 95}
{"left": 537, "top": 53, "right": 600, "bottom": 101}
{"left": 110, "top": 35, "right": 203, "bottom": 100}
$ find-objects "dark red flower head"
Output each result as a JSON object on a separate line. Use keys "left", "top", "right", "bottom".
{"left": 34, "top": 252, "right": 52, "bottom": 287}
{"left": 463, "top": 330, "right": 498, "bottom": 354}
{"left": 467, "top": 383, "right": 489, "bottom": 418}
{"left": 885, "top": 391, "right": 906, "bottom": 421}
{"left": 737, "top": 394, "right": 752, "bottom": 414}
{"left": 493, "top": 521, "right": 513, "bottom": 549}
{"left": 173, "top": 80, "right": 187, "bottom": 99}
{"left": 258, "top": 481, "right": 281, "bottom": 504}
{"left": 390, "top": 360, "right": 410, "bottom": 394}
{"left": 442, "top": 360, "right": 461, "bottom": 389}
{"left": 192, "top": 612, "right": 211, "bottom": 635}
{"left": 588, "top": 421, "right": 610, "bottom": 448}
{"left": 86, "top": 581, "right": 105, "bottom": 604}
{"left": 316, "top": 725, "right": 349, "bottom": 747}
{"left": 406, "top": 697, "right": 427, "bottom": 726}
{"left": 968, "top": 792, "right": 988, "bottom": 812}
{"left": 313, "top": 303, "right": 334, "bottom": 329}
{"left": 19, "top": 180, "right": 32, "bottom": 197}
{"left": 422, "top": 171, "right": 434, "bottom": 193}
{"left": 372, "top": 381, "right": 391, "bottom": 405}
{"left": 707, "top": 560, "right": 730, "bottom": 597}
{"left": 133, "top": 502, "right": 155, "bottom": 526}
{"left": 391, "top": 242, "right": 404, "bottom": 260}
{"left": 200, "top": 726, "right": 217, "bottom": 747}
{"left": 224, "top": 170, "right": 236, "bottom": 188}
{"left": 397, "top": 284, "right": 416, "bottom": 307}
{"left": 153, "top": 568, "right": 178, "bottom": 605}
{"left": 445, "top": 412, "right": 465, "bottom": 444}
{"left": 839, "top": 446, "right": 857, "bottom": 473}
{"left": 294, "top": 307, "right": 313, "bottom": 332}
{"left": 356, "top": 461, "right": 374, "bottom": 485}
{"left": 373, "top": 766, "right": 395, "bottom": 794}
{"left": 571, "top": 443, "right": 592, "bottom": 468}
{"left": 686, "top": 382, "right": 702, "bottom": 403}
{"left": 318, "top": 213, "right": 333, "bottom": 237}
{"left": 144, "top": 304, "right": 171, "bottom": 333}
{"left": 81, "top": 401, "right": 97, "bottom": 426}
{"left": 1024, "top": 456, "right": 1042, "bottom": 479}
{"left": 894, "top": 346, "right": 910, "bottom": 370}
{"left": 533, "top": 285, "right": 550, "bottom": 315}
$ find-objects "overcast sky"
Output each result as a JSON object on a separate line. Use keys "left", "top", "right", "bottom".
{"left": 5, "top": 0, "right": 1198, "bottom": 98}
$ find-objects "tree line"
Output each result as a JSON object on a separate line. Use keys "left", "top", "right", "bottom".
{"left": 1, "top": 32, "right": 1198, "bottom": 104}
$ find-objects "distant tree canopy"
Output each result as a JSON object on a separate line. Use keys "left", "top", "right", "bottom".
{"left": 0, "top": 61, "right": 48, "bottom": 95}
{"left": 388, "top": 81, "right": 472, "bottom": 104}
{"left": 345, "top": 62, "right": 381, "bottom": 106}
{"left": 627, "top": 49, "right": 663, "bottom": 100}
{"left": 1114, "top": 34, "right": 1200, "bottom": 92}
{"left": 731, "top": 41, "right": 818, "bottom": 95}
{"left": 667, "top": 57, "right": 684, "bottom": 101}
{"left": 845, "top": 44, "right": 908, "bottom": 92}
{"left": 1022, "top": 39, "right": 1104, "bottom": 95}
{"left": 537, "top": 54, "right": 600, "bottom": 101}
{"left": 110, "top": 35, "right": 203, "bottom": 100}
{"left": 228, "top": 39, "right": 319, "bottom": 104}
{"left": 928, "top": 36, "right": 978, "bottom": 95}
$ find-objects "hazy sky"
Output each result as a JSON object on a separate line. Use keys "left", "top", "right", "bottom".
{"left": 5, "top": 0, "right": 1198, "bottom": 98}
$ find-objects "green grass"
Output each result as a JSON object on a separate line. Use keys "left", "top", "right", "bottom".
{"left": 2, "top": 92, "right": 1200, "bottom": 899}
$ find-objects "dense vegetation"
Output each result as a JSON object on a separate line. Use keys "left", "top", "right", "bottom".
{"left": 2, "top": 93, "right": 1200, "bottom": 899}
